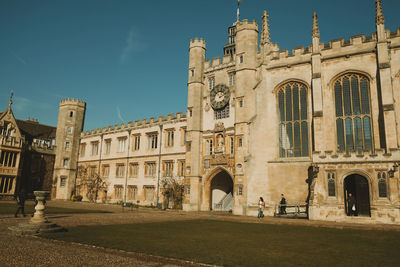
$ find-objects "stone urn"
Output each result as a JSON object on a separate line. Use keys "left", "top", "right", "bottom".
{"left": 31, "top": 191, "right": 49, "bottom": 224}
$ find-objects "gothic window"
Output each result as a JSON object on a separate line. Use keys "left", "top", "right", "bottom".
{"left": 214, "top": 103, "right": 230, "bottom": 119}
{"left": 378, "top": 172, "right": 387, "bottom": 198}
{"left": 278, "top": 82, "right": 309, "bottom": 158}
{"left": 327, "top": 172, "right": 336, "bottom": 197}
{"left": 334, "top": 73, "right": 373, "bottom": 153}
{"left": 208, "top": 77, "right": 215, "bottom": 90}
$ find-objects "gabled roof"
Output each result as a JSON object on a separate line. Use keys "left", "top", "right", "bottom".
{"left": 15, "top": 119, "right": 56, "bottom": 139}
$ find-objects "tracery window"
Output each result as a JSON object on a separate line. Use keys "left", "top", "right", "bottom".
{"left": 278, "top": 82, "right": 309, "bottom": 158}
{"left": 334, "top": 73, "right": 373, "bottom": 153}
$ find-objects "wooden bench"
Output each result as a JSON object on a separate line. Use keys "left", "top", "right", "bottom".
{"left": 274, "top": 203, "right": 307, "bottom": 218}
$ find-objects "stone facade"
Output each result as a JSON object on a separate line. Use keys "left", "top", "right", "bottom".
{"left": 183, "top": 0, "right": 400, "bottom": 224}
{"left": 53, "top": 0, "right": 400, "bottom": 224}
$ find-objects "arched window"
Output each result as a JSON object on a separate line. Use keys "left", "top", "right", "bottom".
{"left": 334, "top": 73, "right": 373, "bottom": 153}
{"left": 327, "top": 172, "right": 336, "bottom": 197}
{"left": 278, "top": 82, "right": 309, "bottom": 158}
{"left": 378, "top": 172, "right": 387, "bottom": 198}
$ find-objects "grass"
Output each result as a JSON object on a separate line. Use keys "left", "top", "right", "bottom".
{"left": 41, "top": 219, "right": 400, "bottom": 266}
{"left": 0, "top": 201, "right": 111, "bottom": 215}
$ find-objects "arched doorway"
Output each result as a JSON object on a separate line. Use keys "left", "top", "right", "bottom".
{"left": 210, "top": 170, "right": 234, "bottom": 211}
{"left": 344, "top": 174, "right": 371, "bottom": 217}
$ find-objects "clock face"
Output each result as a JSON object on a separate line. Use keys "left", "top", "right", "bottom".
{"left": 210, "top": 84, "right": 230, "bottom": 110}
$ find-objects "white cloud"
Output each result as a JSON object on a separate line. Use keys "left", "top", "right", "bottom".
{"left": 9, "top": 49, "right": 27, "bottom": 65}
{"left": 13, "top": 96, "right": 52, "bottom": 113}
{"left": 119, "top": 27, "right": 145, "bottom": 64}
{"left": 116, "top": 105, "right": 125, "bottom": 122}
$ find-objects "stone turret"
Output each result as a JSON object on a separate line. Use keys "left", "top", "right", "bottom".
{"left": 185, "top": 38, "right": 206, "bottom": 211}
{"left": 53, "top": 98, "right": 86, "bottom": 200}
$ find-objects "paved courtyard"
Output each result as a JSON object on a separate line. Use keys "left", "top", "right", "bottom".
{"left": 1, "top": 200, "right": 400, "bottom": 266}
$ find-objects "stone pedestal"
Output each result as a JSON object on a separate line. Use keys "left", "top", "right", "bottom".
{"left": 9, "top": 191, "right": 65, "bottom": 235}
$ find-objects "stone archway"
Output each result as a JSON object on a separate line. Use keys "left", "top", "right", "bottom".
{"left": 344, "top": 174, "right": 371, "bottom": 217}
{"left": 209, "top": 169, "right": 234, "bottom": 211}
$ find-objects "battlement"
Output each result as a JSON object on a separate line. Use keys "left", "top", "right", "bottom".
{"left": 321, "top": 33, "right": 377, "bottom": 51}
{"left": 190, "top": 37, "right": 206, "bottom": 48}
{"left": 60, "top": 98, "right": 86, "bottom": 108}
{"left": 204, "top": 56, "right": 235, "bottom": 72}
{"left": 236, "top": 19, "right": 258, "bottom": 31}
{"left": 81, "top": 112, "right": 187, "bottom": 137}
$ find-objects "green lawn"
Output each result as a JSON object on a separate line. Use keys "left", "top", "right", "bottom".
{"left": 0, "top": 201, "right": 111, "bottom": 215}
{"left": 41, "top": 219, "right": 400, "bottom": 266}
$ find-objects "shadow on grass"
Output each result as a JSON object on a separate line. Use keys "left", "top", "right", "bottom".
{"left": 41, "top": 219, "right": 400, "bottom": 267}
{"left": 0, "top": 202, "right": 112, "bottom": 215}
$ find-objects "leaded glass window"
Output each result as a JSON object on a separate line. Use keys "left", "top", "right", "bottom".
{"left": 334, "top": 74, "right": 373, "bottom": 153}
{"left": 278, "top": 82, "right": 309, "bottom": 158}
{"left": 378, "top": 172, "right": 387, "bottom": 198}
{"left": 327, "top": 172, "right": 336, "bottom": 197}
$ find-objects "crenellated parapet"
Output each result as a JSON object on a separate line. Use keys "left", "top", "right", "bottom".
{"left": 80, "top": 111, "right": 187, "bottom": 137}
{"left": 236, "top": 19, "right": 258, "bottom": 32}
{"left": 265, "top": 32, "right": 382, "bottom": 69}
{"left": 204, "top": 56, "right": 235, "bottom": 73}
{"left": 59, "top": 98, "right": 86, "bottom": 108}
{"left": 189, "top": 37, "right": 206, "bottom": 49}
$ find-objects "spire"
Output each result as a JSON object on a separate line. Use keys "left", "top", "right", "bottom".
{"left": 7, "top": 91, "right": 13, "bottom": 113}
{"left": 312, "top": 12, "right": 320, "bottom": 39}
{"left": 375, "top": 0, "right": 385, "bottom": 25}
{"left": 261, "top": 10, "right": 271, "bottom": 45}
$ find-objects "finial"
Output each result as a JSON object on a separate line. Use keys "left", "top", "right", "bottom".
{"left": 237, "top": 0, "right": 243, "bottom": 23}
{"left": 8, "top": 90, "right": 13, "bottom": 112}
{"left": 261, "top": 10, "right": 271, "bottom": 45}
{"left": 375, "top": 0, "right": 385, "bottom": 25}
{"left": 312, "top": 12, "right": 320, "bottom": 38}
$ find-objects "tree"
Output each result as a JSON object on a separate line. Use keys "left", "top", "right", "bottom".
{"left": 76, "top": 165, "right": 108, "bottom": 202}
{"left": 161, "top": 177, "right": 184, "bottom": 209}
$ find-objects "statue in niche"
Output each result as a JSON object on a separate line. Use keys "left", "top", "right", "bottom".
{"left": 217, "top": 134, "right": 225, "bottom": 153}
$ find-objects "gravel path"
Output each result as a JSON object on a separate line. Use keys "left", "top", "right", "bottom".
{"left": 1, "top": 200, "right": 400, "bottom": 266}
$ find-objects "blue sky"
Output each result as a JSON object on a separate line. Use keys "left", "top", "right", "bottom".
{"left": 1, "top": 0, "right": 399, "bottom": 131}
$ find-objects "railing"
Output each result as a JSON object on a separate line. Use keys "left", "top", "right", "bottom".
{"left": 214, "top": 192, "right": 233, "bottom": 211}
{"left": 274, "top": 203, "right": 307, "bottom": 217}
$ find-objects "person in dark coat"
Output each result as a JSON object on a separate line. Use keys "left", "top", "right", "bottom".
{"left": 280, "top": 194, "right": 287, "bottom": 215}
{"left": 14, "top": 191, "right": 26, "bottom": 217}
{"left": 348, "top": 193, "right": 356, "bottom": 216}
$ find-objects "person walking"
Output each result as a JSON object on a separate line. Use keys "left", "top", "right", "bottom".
{"left": 348, "top": 193, "right": 356, "bottom": 216}
{"left": 258, "top": 197, "right": 265, "bottom": 218}
{"left": 280, "top": 194, "right": 287, "bottom": 215}
{"left": 14, "top": 191, "right": 26, "bottom": 218}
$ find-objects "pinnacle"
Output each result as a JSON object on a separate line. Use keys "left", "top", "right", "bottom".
{"left": 375, "top": 0, "right": 385, "bottom": 25}
{"left": 312, "top": 12, "right": 320, "bottom": 38}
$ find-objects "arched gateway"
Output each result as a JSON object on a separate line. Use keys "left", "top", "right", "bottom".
{"left": 344, "top": 174, "right": 371, "bottom": 217}
{"left": 208, "top": 169, "right": 234, "bottom": 211}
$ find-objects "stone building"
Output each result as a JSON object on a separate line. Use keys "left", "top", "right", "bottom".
{"left": 53, "top": 0, "right": 400, "bottom": 224}
{"left": 0, "top": 96, "right": 56, "bottom": 198}
{"left": 183, "top": 0, "right": 400, "bottom": 224}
